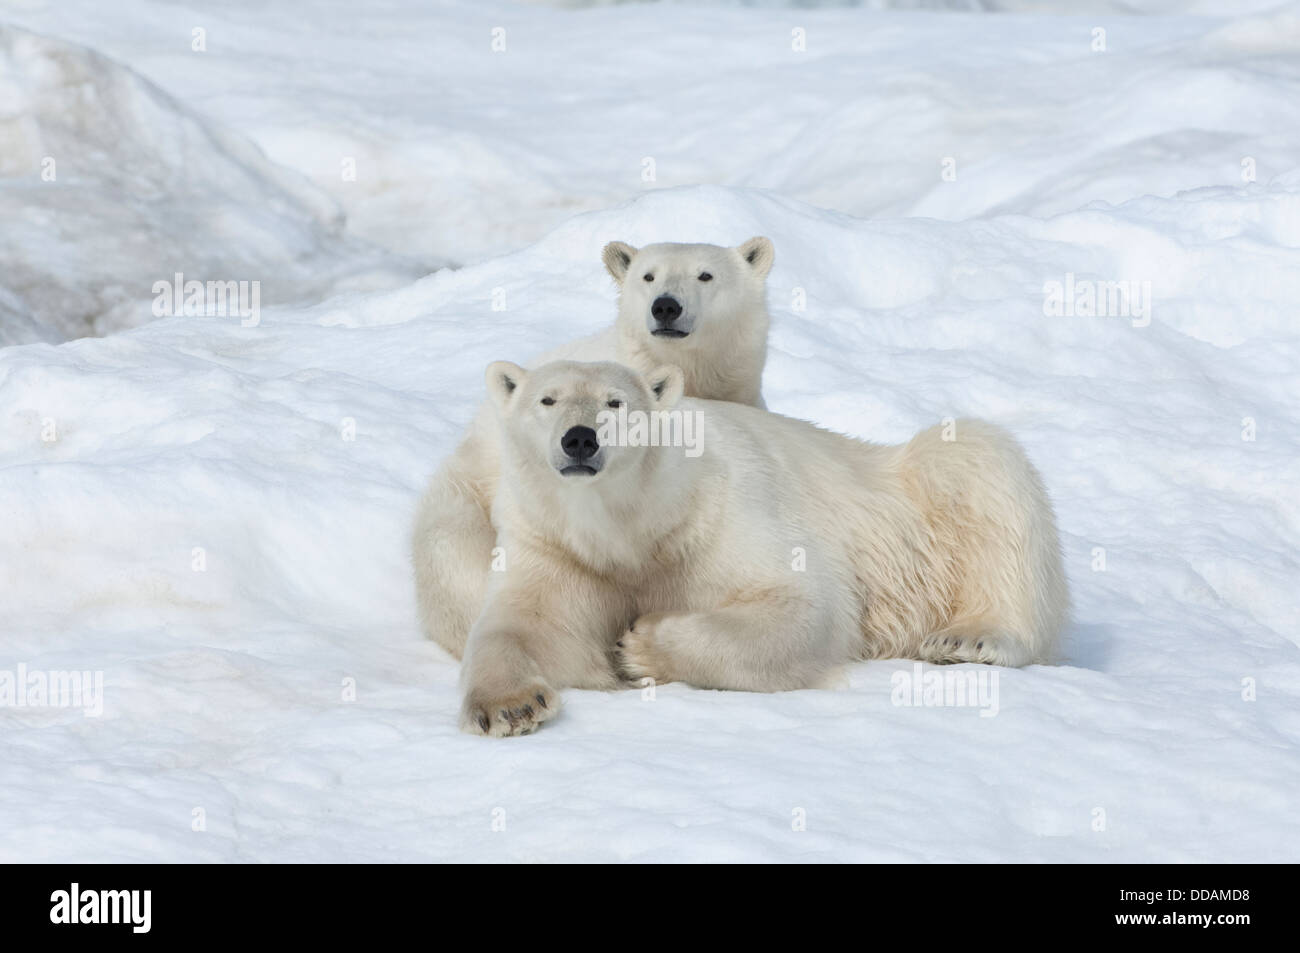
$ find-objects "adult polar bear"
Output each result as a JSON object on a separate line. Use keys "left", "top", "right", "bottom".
{"left": 459, "top": 360, "right": 1068, "bottom": 737}
{"left": 413, "top": 237, "right": 775, "bottom": 659}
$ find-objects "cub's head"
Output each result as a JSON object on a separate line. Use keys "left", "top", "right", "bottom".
{"left": 602, "top": 238, "right": 774, "bottom": 345}
{"left": 485, "top": 359, "right": 685, "bottom": 485}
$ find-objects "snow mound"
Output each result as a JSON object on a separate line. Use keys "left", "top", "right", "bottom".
{"left": 2, "top": 184, "right": 1298, "bottom": 861}
{"left": 8, "top": 0, "right": 1300, "bottom": 272}
{"left": 0, "top": 25, "right": 421, "bottom": 344}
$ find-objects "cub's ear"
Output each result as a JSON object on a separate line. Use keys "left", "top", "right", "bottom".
{"left": 735, "top": 236, "right": 775, "bottom": 280}
{"left": 602, "top": 241, "right": 638, "bottom": 283}
{"left": 485, "top": 361, "right": 528, "bottom": 410}
{"left": 646, "top": 365, "right": 685, "bottom": 408}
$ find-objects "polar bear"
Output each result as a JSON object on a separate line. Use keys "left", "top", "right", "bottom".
{"left": 457, "top": 360, "right": 1068, "bottom": 736}
{"left": 413, "top": 238, "right": 775, "bottom": 660}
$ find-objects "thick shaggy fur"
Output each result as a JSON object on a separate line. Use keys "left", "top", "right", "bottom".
{"left": 456, "top": 360, "right": 1069, "bottom": 736}
{"left": 413, "top": 238, "right": 774, "bottom": 659}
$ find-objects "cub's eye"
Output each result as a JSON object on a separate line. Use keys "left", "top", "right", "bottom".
{"left": 643, "top": 273, "right": 654, "bottom": 282}
{"left": 540, "top": 397, "right": 555, "bottom": 406}
{"left": 607, "top": 399, "right": 623, "bottom": 409}
{"left": 698, "top": 272, "right": 713, "bottom": 282}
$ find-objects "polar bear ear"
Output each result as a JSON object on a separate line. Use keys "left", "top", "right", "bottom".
{"left": 735, "top": 236, "right": 775, "bottom": 280}
{"left": 485, "top": 361, "right": 528, "bottom": 410}
{"left": 647, "top": 365, "right": 685, "bottom": 408}
{"left": 602, "top": 241, "right": 638, "bottom": 283}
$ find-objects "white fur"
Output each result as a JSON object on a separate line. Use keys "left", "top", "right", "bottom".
{"left": 457, "top": 360, "right": 1069, "bottom": 736}
{"left": 413, "top": 239, "right": 774, "bottom": 660}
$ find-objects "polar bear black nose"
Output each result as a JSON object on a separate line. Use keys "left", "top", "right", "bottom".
{"left": 561, "top": 425, "right": 599, "bottom": 461}
{"left": 651, "top": 295, "right": 682, "bottom": 324}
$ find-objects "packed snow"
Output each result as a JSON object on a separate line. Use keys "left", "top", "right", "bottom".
{"left": 1, "top": 0, "right": 1298, "bottom": 861}
{"left": 0, "top": 24, "right": 424, "bottom": 344}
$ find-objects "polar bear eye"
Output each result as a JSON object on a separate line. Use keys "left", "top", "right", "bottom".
{"left": 698, "top": 272, "right": 712, "bottom": 281}
{"left": 643, "top": 273, "right": 654, "bottom": 282}
{"left": 607, "top": 399, "right": 623, "bottom": 409}
{"left": 540, "top": 397, "right": 555, "bottom": 406}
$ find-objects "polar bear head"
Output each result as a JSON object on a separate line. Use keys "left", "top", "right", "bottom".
{"left": 602, "top": 237, "right": 774, "bottom": 351}
{"left": 485, "top": 359, "right": 685, "bottom": 487}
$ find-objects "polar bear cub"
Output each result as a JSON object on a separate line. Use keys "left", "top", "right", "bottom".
{"left": 413, "top": 237, "right": 775, "bottom": 661}
{"left": 458, "top": 360, "right": 1068, "bottom": 736}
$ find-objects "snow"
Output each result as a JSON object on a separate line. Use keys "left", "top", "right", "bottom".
{"left": 0, "top": 23, "right": 428, "bottom": 343}
{"left": 2, "top": 0, "right": 1299, "bottom": 861}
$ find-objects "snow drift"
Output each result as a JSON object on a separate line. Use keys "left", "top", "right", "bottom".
{"left": 0, "top": 25, "right": 419, "bottom": 344}
{"left": 7, "top": 0, "right": 1299, "bottom": 272}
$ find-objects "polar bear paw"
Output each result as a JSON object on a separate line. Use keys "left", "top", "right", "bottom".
{"left": 615, "top": 614, "right": 676, "bottom": 685}
{"left": 460, "top": 682, "right": 559, "bottom": 737}
{"left": 917, "top": 628, "right": 1028, "bottom": 667}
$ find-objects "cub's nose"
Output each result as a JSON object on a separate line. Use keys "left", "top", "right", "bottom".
{"left": 651, "top": 295, "right": 682, "bottom": 324}
{"left": 560, "top": 425, "right": 599, "bottom": 461}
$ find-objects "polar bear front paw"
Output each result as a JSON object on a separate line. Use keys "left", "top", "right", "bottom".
{"left": 615, "top": 614, "right": 677, "bottom": 685}
{"left": 917, "top": 629, "right": 1028, "bottom": 667}
{"left": 460, "top": 682, "right": 559, "bottom": 737}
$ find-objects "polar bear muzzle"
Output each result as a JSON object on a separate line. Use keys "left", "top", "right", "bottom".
{"left": 650, "top": 295, "right": 690, "bottom": 337}
{"left": 559, "top": 425, "right": 602, "bottom": 476}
